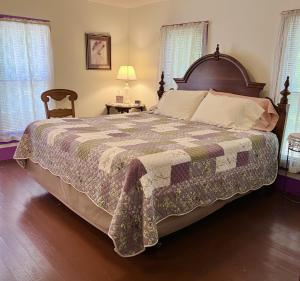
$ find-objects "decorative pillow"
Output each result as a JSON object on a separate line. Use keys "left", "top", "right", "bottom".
{"left": 191, "top": 93, "right": 264, "bottom": 130}
{"left": 209, "top": 90, "right": 279, "bottom": 132}
{"left": 155, "top": 90, "right": 208, "bottom": 120}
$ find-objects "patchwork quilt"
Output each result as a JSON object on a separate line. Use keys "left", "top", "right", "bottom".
{"left": 14, "top": 112, "right": 278, "bottom": 257}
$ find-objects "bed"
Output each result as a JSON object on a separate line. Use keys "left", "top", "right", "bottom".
{"left": 14, "top": 45, "right": 290, "bottom": 257}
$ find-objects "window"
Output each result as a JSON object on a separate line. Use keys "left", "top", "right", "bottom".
{"left": 0, "top": 16, "right": 53, "bottom": 142}
{"left": 159, "top": 21, "right": 208, "bottom": 90}
{"left": 272, "top": 10, "right": 300, "bottom": 171}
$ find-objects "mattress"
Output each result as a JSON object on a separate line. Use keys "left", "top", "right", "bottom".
{"left": 15, "top": 112, "right": 278, "bottom": 256}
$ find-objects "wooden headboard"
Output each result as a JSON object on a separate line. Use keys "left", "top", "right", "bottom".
{"left": 157, "top": 45, "right": 290, "bottom": 150}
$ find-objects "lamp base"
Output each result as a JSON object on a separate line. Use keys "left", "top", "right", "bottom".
{"left": 123, "top": 82, "right": 131, "bottom": 104}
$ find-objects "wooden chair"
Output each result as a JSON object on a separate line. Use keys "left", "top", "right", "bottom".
{"left": 41, "top": 89, "right": 78, "bottom": 119}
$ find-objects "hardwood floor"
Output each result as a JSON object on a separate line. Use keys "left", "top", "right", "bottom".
{"left": 0, "top": 160, "right": 300, "bottom": 281}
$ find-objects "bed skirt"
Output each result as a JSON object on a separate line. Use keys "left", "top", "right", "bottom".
{"left": 26, "top": 159, "right": 247, "bottom": 239}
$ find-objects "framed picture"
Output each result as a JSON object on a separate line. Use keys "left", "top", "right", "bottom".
{"left": 85, "top": 33, "right": 111, "bottom": 70}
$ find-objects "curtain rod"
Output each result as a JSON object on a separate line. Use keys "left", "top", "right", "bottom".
{"left": 161, "top": 20, "right": 209, "bottom": 28}
{"left": 281, "top": 9, "right": 300, "bottom": 15}
{"left": 0, "top": 14, "right": 50, "bottom": 23}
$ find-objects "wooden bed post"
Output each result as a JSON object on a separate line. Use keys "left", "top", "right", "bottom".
{"left": 157, "top": 71, "right": 165, "bottom": 99}
{"left": 275, "top": 76, "right": 290, "bottom": 151}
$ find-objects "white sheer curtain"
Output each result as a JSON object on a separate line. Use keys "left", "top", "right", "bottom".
{"left": 271, "top": 10, "right": 300, "bottom": 172}
{"left": 0, "top": 19, "right": 54, "bottom": 142}
{"left": 159, "top": 21, "right": 208, "bottom": 90}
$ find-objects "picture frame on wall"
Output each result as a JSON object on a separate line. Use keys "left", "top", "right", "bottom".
{"left": 85, "top": 33, "right": 111, "bottom": 70}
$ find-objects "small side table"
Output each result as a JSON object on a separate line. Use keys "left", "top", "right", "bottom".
{"left": 283, "top": 133, "right": 300, "bottom": 203}
{"left": 106, "top": 103, "right": 145, "bottom": 115}
{"left": 286, "top": 133, "right": 300, "bottom": 171}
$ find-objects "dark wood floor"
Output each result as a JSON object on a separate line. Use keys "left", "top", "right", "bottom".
{"left": 0, "top": 160, "right": 300, "bottom": 281}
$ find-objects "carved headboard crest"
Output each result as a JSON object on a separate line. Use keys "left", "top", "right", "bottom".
{"left": 173, "top": 44, "right": 265, "bottom": 97}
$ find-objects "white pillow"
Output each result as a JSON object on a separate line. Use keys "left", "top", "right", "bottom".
{"left": 191, "top": 93, "right": 264, "bottom": 130}
{"left": 155, "top": 90, "right": 207, "bottom": 120}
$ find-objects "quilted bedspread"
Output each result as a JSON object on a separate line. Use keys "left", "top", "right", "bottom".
{"left": 14, "top": 112, "right": 278, "bottom": 257}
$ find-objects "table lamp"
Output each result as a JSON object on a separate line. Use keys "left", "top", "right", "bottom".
{"left": 117, "top": 65, "right": 137, "bottom": 104}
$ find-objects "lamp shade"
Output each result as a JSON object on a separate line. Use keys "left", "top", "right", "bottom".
{"left": 117, "top": 66, "right": 137, "bottom": 81}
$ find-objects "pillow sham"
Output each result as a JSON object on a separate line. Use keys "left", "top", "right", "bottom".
{"left": 209, "top": 90, "right": 279, "bottom": 132}
{"left": 155, "top": 90, "right": 208, "bottom": 120}
{"left": 191, "top": 93, "right": 264, "bottom": 130}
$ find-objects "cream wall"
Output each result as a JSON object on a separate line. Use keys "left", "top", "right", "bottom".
{"left": 1, "top": 0, "right": 129, "bottom": 117}
{"left": 128, "top": 0, "right": 300, "bottom": 107}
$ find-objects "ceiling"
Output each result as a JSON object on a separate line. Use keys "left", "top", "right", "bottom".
{"left": 88, "top": 0, "right": 167, "bottom": 8}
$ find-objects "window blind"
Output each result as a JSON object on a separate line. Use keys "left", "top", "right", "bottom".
{"left": 159, "top": 21, "right": 208, "bottom": 90}
{"left": 270, "top": 9, "right": 300, "bottom": 173}
{"left": 275, "top": 10, "right": 300, "bottom": 171}
{"left": 278, "top": 12, "right": 300, "bottom": 95}
{"left": 0, "top": 18, "right": 53, "bottom": 142}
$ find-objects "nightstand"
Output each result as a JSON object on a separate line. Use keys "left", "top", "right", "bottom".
{"left": 283, "top": 133, "right": 300, "bottom": 203}
{"left": 106, "top": 103, "right": 145, "bottom": 115}
{"left": 286, "top": 133, "right": 300, "bottom": 173}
